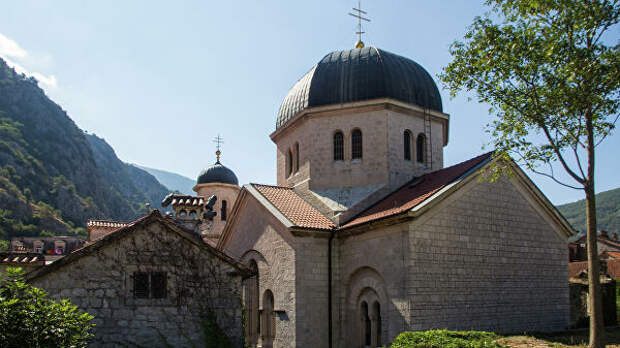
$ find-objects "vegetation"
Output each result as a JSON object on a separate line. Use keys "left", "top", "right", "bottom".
{"left": 0, "top": 58, "right": 170, "bottom": 242}
{"left": 0, "top": 268, "right": 94, "bottom": 347}
{"left": 390, "top": 330, "right": 505, "bottom": 348}
{"left": 440, "top": 1, "right": 620, "bottom": 346}
{"left": 558, "top": 187, "right": 620, "bottom": 234}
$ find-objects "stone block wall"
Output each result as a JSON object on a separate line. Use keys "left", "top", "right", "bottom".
{"left": 32, "top": 223, "right": 245, "bottom": 347}
{"left": 408, "top": 176, "right": 569, "bottom": 333}
{"left": 222, "top": 195, "right": 298, "bottom": 347}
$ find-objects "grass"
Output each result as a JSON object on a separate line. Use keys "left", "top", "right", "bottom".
{"left": 498, "top": 327, "right": 620, "bottom": 348}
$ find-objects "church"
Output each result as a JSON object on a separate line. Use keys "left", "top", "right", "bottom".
{"left": 24, "top": 41, "right": 573, "bottom": 348}
{"left": 170, "top": 42, "right": 573, "bottom": 347}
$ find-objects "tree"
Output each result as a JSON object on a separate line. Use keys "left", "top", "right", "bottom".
{"left": 440, "top": 1, "right": 620, "bottom": 346}
{"left": 0, "top": 267, "right": 94, "bottom": 347}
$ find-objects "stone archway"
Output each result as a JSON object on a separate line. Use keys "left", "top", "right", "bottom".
{"left": 345, "top": 267, "right": 388, "bottom": 348}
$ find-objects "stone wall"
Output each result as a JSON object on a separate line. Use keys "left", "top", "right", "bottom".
{"left": 335, "top": 223, "right": 411, "bottom": 347}
{"left": 222, "top": 195, "right": 298, "bottom": 347}
{"left": 31, "top": 222, "right": 245, "bottom": 347}
{"left": 408, "top": 176, "right": 569, "bottom": 333}
{"left": 274, "top": 103, "right": 445, "bottom": 194}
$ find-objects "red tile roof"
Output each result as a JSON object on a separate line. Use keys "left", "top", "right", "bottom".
{"left": 251, "top": 184, "right": 336, "bottom": 230}
{"left": 342, "top": 152, "right": 492, "bottom": 228}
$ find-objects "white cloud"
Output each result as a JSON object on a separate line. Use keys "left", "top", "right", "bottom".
{"left": 0, "top": 32, "right": 57, "bottom": 88}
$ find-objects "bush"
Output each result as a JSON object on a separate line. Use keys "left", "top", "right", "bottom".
{"left": 0, "top": 267, "right": 94, "bottom": 347}
{"left": 390, "top": 330, "right": 505, "bottom": 348}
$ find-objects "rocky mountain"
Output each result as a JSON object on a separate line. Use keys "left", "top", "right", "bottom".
{"left": 557, "top": 187, "right": 620, "bottom": 234}
{"left": 135, "top": 165, "right": 195, "bottom": 195}
{"left": 0, "top": 58, "right": 170, "bottom": 242}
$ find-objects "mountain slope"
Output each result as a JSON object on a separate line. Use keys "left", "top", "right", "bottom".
{"left": 0, "top": 58, "right": 170, "bottom": 240}
{"left": 135, "top": 165, "right": 195, "bottom": 195}
{"left": 557, "top": 187, "right": 620, "bottom": 233}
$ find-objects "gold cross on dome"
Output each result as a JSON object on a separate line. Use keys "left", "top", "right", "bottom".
{"left": 213, "top": 134, "right": 224, "bottom": 162}
{"left": 348, "top": 1, "right": 370, "bottom": 48}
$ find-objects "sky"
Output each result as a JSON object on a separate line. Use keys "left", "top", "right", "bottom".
{"left": 1, "top": 0, "right": 618, "bottom": 205}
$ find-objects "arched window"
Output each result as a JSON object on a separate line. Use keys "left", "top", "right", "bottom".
{"left": 333, "top": 131, "right": 344, "bottom": 161}
{"left": 221, "top": 200, "right": 227, "bottom": 221}
{"left": 189, "top": 210, "right": 197, "bottom": 217}
{"left": 294, "top": 142, "right": 300, "bottom": 173}
{"left": 372, "top": 301, "right": 382, "bottom": 347}
{"left": 352, "top": 129, "right": 363, "bottom": 159}
{"left": 404, "top": 130, "right": 412, "bottom": 161}
{"left": 286, "top": 149, "right": 293, "bottom": 177}
{"left": 261, "top": 289, "right": 275, "bottom": 346}
{"left": 416, "top": 134, "right": 426, "bottom": 163}
{"left": 245, "top": 260, "right": 259, "bottom": 345}
{"left": 360, "top": 301, "right": 370, "bottom": 346}
{"left": 178, "top": 210, "right": 187, "bottom": 217}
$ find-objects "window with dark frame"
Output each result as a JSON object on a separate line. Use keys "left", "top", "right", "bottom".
{"left": 404, "top": 130, "right": 412, "bottom": 161}
{"left": 294, "top": 142, "right": 299, "bottom": 173}
{"left": 133, "top": 271, "right": 167, "bottom": 299}
{"left": 133, "top": 272, "right": 150, "bottom": 298}
{"left": 333, "top": 131, "right": 344, "bottom": 161}
{"left": 221, "top": 200, "right": 227, "bottom": 221}
{"left": 416, "top": 134, "right": 426, "bottom": 163}
{"left": 287, "top": 149, "right": 293, "bottom": 176}
{"left": 352, "top": 129, "right": 363, "bottom": 159}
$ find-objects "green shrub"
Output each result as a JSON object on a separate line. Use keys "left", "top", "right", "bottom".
{"left": 390, "top": 330, "right": 505, "bottom": 348}
{"left": 0, "top": 267, "right": 94, "bottom": 347}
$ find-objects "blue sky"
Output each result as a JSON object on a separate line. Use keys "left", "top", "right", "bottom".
{"left": 1, "top": 0, "right": 618, "bottom": 205}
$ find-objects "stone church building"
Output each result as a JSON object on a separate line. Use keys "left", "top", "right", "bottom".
{"left": 22, "top": 44, "right": 573, "bottom": 347}
{"left": 213, "top": 45, "right": 573, "bottom": 347}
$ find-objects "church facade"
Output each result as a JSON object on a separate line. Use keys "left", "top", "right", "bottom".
{"left": 215, "top": 46, "right": 572, "bottom": 347}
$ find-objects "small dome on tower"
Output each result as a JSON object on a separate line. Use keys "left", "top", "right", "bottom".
{"left": 197, "top": 161, "right": 239, "bottom": 186}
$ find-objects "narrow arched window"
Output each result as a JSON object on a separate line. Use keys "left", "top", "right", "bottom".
{"left": 179, "top": 210, "right": 187, "bottom": 217}
{"left": 373, "top": 301, "right": 382, "bottom": 347}
{"left": 404, "top": 130, "right": 412, "bottom": 161}
{"left": 294, "top": 142, "right": 300, "bottom": 173}
{"left": 287, "top": 149, "right": 293, "bottom": 176}
{"left": 352, "top": 129, "right": 362, "bottom": 159}
{"left": 361, "top": 301, "right": 370, "bottom": 346}
{"left": 245, "top": 260, "right": 259, "bottom": 345}
{"left": 333, "top": 131, "right": 344, "bottom": 161}
{"left": 221, "top": 200, "right": 227, "bottom": 221}
{"left": 416, "top": 134, "right": 426, "bottom": 163}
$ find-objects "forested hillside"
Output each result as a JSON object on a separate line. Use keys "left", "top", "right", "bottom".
{"left": 0, "top": 58, "right": 169, "bottom": 243}
{"left": 557, "top": 187, "right": 620, "bottom": 234}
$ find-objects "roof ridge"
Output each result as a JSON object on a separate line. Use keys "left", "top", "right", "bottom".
{"left": 250, "top": 183, "right": 292, "bottom": 189}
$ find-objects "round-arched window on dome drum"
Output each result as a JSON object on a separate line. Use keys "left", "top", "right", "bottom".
{"left": 352, "top": 129, "right": 363, "bottom": 160}
{"left": 333, "top": 131, "right": 344, "bottom": 161}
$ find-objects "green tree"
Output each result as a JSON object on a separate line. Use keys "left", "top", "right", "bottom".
{"left": 440, "top": 1, "right": 620, "bottom": 347}
{"left": 0, "top": 267, "right": 94, "bottom": 347}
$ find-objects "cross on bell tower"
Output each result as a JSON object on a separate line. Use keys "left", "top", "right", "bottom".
{"left": 348, "top": 1, "right": 370, "bottom": 49}
{"left": 213, "top": 134, "right": 224, "bottom": 163}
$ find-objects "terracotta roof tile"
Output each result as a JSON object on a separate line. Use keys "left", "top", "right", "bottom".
{"left": 342, "top": 152, "right": 492, "bottom": 228}
{"left": 251, "top": 184, "right": 335, "bottom": 230}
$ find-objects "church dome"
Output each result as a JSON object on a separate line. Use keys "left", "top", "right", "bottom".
{"left": 197, "top": 161, "right": 239, "bottom": 186}
{"left": 276, "top": 46, "right": 443, "bottom": 129}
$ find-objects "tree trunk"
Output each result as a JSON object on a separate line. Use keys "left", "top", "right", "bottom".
{"left": 586, "top": 182, "right": 604, "bottom": 348}
{"left": 586, "top": 112, "right": 604, "bottom": 348}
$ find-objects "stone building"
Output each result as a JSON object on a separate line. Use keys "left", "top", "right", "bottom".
{"left": 214, "top": 45, "right": 574, "bottom": 348}
{"left": 26, "top": 211, "right": 250, "bottom": 347}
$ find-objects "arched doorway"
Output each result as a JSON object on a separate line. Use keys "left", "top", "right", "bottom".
{"left": 261, "top": 289, "right": 275, "bottom": 348}
{"left": 244, "top": 260, "right": 259, "bottom": 346}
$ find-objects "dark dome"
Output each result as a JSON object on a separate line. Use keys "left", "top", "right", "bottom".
{"left": 277, "top": 46, "right": 443, "bottom": 129}
{"left": 197, "top": 162, "right": 239, "bottom": 186}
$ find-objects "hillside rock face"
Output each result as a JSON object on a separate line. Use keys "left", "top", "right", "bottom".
{"left": 0, "top": 58, "right": 169, "bottom": 240}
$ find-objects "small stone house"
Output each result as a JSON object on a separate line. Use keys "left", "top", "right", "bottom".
{"left": 27, "top": 210, "right": 251, "bottom": 347}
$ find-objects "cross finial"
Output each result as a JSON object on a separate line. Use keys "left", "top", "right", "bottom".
{"left": 213, "top": 134, "right": 224, "bottom": 163}
{"left": 348, "top": 1, "right": 370, "bottom": 48}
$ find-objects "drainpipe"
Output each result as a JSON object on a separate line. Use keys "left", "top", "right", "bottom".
{"left": 328, "top": 229, "right": 335, "bottom": 348}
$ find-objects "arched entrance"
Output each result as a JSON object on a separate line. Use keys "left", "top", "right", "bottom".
{"left": 357, "top": 289, "right": 382, "bottom": 348}
{"left": 244, "top": 260, "right": 259, "bottom": 346}
{"left": 261, "top": 289, "right": 275, "bottom": 348}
